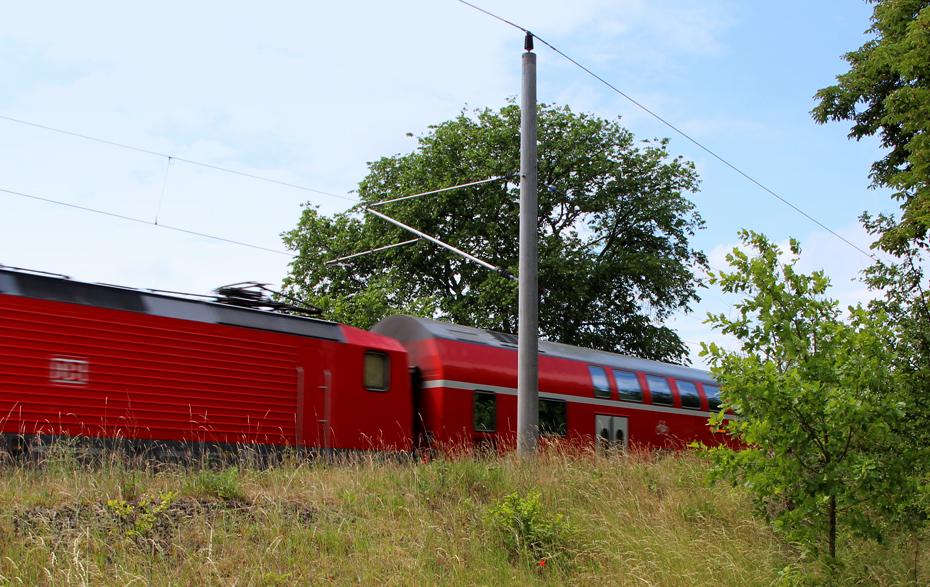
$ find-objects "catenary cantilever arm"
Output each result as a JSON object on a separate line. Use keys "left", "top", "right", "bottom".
{"left": 364, "top": 207, "right": 516, "bottom": 281}
{"left": 367, "top": 174, "right": 516, "bottom": 207}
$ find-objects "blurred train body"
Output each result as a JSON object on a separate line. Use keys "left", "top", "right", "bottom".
{"left": 0, "top": 267, "right": 411, "bottom": 458}
{"left": 0, "top": 267, "right": 727, "bottom": 459}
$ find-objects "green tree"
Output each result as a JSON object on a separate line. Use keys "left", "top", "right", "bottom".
{"left": 861, "top": 214, "right": 930, "bottom": 536}
{"left": 282, "top": 103, "right": 707, "bottom": 363}
{"left": 811, "top": 1, "right": 930, "bottom": 562}
{"left": 812, "top": 0, "right": 930, "bottom": 253}
{"left": 702, "top": 230, "right": 913, "bottom": 559}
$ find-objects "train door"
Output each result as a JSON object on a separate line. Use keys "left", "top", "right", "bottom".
{"left": 297, "top": 346, "right": 329, "bottom": 451}
{"left": 596, "top": 415, "right": 629, "bottom": 453}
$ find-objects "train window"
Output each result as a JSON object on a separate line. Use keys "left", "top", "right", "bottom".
{"left": 473, "top": 391, "right": 497, "bottom": 432}
{"left": 645, "top": 375, "right": 673, "bottom": 406}
{"left": 363, "top": 352, "right": 390, "bottom": 391}
{"left": 613, "top": 370, "right": 643, "bottom": 402}
{"left": 676, "top": 380, "right": 701, "bottom": 409}
{"left": 539, "top": 399, "right": 568, "bottom": 437}
{"left": 704, "top": 384, "right": 722, "bottom": 412}
{"left": 589, "top": 366, "right": 611, "bottom": 399}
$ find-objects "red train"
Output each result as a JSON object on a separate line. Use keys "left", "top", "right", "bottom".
{"left": 0, "top": 266, "right": 726, "bottom": 459}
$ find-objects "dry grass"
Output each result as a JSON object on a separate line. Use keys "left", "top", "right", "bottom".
{"left": 0, "top": 444, "right": 925, "bottom": 586}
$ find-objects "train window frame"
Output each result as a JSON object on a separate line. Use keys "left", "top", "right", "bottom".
{"left": 473, "top": 391, "right": 497, "bottom": 433}
{"left": 588, "top": 365, "right": 611, "bottom": 399}
{"left": 539, "top": 399, "right": 568, "bottom": 438}
{"left": 704, "top": 384, "right": 723, "bottom": 412}
{"left": 645, "top": 375, "right": 674, "bottom": 406}
{"left": 363, "top": 351, "right": 390, "bottom": 392}
{"left": 676, "top": 380, "right": 701, "bottom": 410}
{"left": 613, "top": 370, "right": 643, "bottom": 402}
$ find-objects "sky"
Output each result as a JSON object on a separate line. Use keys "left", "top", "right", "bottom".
{"left": 0, "top": 0, "right": 896, "bottom": 367}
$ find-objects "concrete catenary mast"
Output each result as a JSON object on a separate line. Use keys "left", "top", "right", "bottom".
{"left": 517, "top": 32, "right": 539, "bottom": 455}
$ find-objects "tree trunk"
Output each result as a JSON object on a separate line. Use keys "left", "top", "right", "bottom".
{"left": 829, "top": 494, "right": 837, "bottom": 559}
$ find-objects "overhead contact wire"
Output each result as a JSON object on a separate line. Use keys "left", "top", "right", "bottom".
{"left": 531, "top": 35, "right": 874, "bottom": 260}
{"left": 0, "top": 187, "right": 292, "bottom": 256}
{"left": 0, "top": 114, "right": 357, "bottom": 204}
{"left": 454, "top": 1, "right": 876, "bottom": 261}
{"left": 455, "top": 0, "right": 526, "bottom": 32}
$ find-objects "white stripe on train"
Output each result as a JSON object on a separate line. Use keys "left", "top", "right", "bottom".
{"left": 420, "top": 379, "right": 736, "bottom": 420}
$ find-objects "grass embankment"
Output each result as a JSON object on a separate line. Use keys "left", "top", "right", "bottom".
{"left": 0, "top": 447, "right": 925, "bottom": 586}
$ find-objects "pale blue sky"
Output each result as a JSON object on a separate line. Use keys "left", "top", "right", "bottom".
{"left": 0, "top": 1, "right": 892, "bottom": 365}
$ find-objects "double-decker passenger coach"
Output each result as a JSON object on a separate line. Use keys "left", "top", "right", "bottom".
{"left": 372, "top": 314, "right": 726, "bottom": 452}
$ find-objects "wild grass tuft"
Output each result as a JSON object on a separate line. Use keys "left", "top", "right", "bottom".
{"left": 184, "top": 467, "right": 247, "bottom": 502}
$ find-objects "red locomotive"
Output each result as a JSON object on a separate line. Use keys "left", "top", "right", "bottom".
{"left": 0, "top": 266, "right": 726, "bottom": 459}
{"left": 0, "top": 266, "right": 411, "bottom": 458}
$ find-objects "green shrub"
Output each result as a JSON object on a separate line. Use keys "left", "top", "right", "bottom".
{"left": 486, "top": 491, "right": 572, "bottom": 561}
{"left": 107, "top": 491, "right": 179, "bottom": 540}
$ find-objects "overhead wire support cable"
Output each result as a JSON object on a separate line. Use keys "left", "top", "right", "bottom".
{"left": 154, "top": 156, "right": 172, "bottom": 225}
{"left": 364, "top": 207, "right": 516, "bottom": 280}
{"left": 453, "top": 0, "right": 876, "bottom": 262}
{"left": 368, "top": 174, "right": 516, "bottom": 207}
{"left": 325, "top": 238, "right": 421, "bottom": 265}
{"left": 0, "top": 186, "right": 293, "bottom": 257}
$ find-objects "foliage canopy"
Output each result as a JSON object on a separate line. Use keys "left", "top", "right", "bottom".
{"left": 282, "top": 103, "right": 707, "bottom": 362}
{"left": 812, "top": 0, "right": 930, "bottom": 252}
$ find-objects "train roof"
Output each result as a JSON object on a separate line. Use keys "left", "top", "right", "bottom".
{"left": 371, "top": 314, "right": 715, "bottom": 383}
{"left": 0, "top": 266, "right": 345, "bottom": 342}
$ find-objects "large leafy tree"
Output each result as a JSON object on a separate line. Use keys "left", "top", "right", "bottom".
{"left": 702, "top": 230, "right": 916, "bottom": 559}
{"left": 812, "top": 0, "right": 930, "bottom": 253}
{"left": 813, "top": 2, "right": 930, "bottom": 558}
{"left": 282, "top": 103, "right": 707, "bottom": 363}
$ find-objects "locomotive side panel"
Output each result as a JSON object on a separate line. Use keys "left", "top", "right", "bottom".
{"left": 0, "top": 294, "right": 313, "bottom": 447}
{"left": 0, "top": 268, "right": 418, "bottom": 457}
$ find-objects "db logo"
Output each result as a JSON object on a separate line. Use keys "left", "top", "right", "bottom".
{"left": 49, "top": 357, "right": 89, "bottom": 385}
